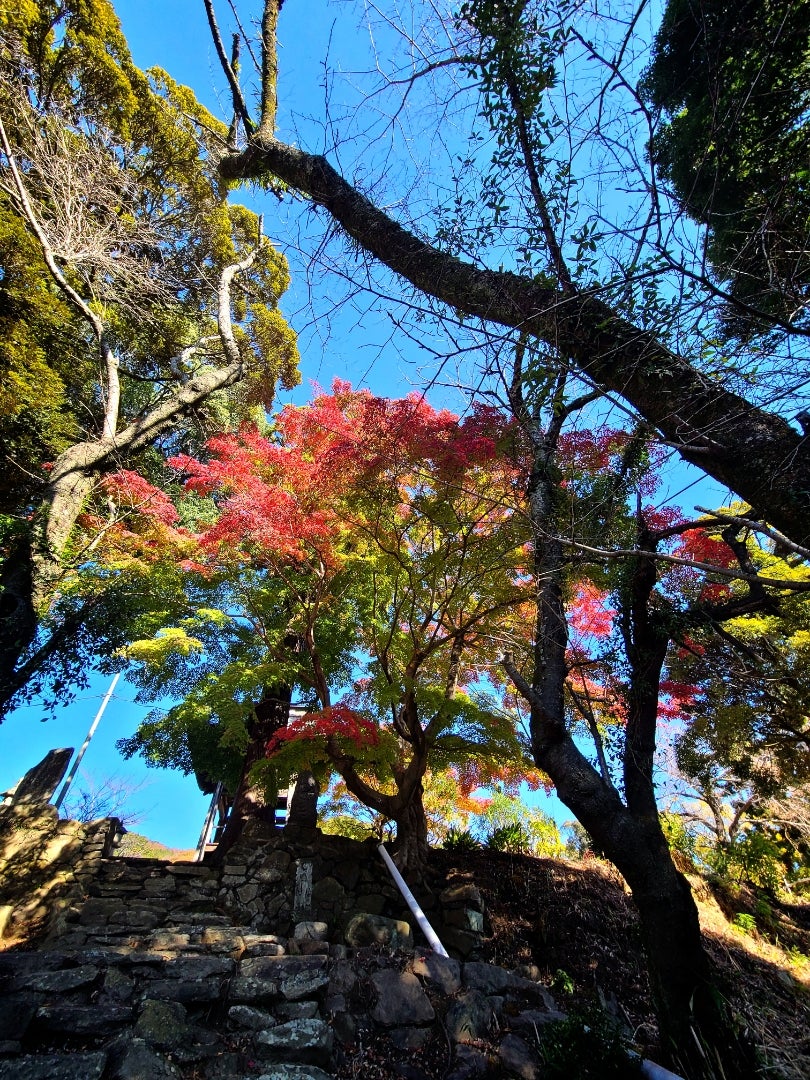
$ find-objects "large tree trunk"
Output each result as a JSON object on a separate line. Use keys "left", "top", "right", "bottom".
{"left": 212, "top": 686, "right": 291, "bottom": 859}
{"left": 539, "top": 731, "right": 753, "bottom": 1079}
{"left": 0, "top": 538, "right": 37, "bottom": 712}
{"left": 497, "top": 403, "right": 755, "bottom": 1079}
{"left": 393, "top": 780, "right": 429, "bottom": 876}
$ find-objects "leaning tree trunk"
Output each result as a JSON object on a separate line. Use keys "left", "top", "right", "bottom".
{"left": 539, "top": 731, "right": 754, "bottom": 1080}
{"left": 500, "top": 412, "right": 755, "bottom": 1080}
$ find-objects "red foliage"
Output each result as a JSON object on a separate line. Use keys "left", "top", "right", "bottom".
{"left": 641, "top": 504, "right": 686, "bottom": 533}
{"left": 266, "top": 705, "right": 380, "bottom": 756}
{"left": 167, "top": 382, "right": 515, "bottom": 572}
{"left": 103, "top": 471, "right": 179, "bottom": 525}
{"left": 657, "top": 680, "right": 700, "bottom": 723}
{"left": 675, "top": 529, "right": 736, "bottom": 568}
{"left": 568, "top": 580, "right": 615, "bottom": 639}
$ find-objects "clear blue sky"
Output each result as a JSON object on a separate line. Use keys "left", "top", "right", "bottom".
{"left": 2, "top": 1, "right": 456, "bottom": 848}
{"left": 2, "top": 1, "right": 726, "bottom": 847}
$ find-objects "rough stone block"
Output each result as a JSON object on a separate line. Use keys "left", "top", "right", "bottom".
{"left": 34, "top": 1003, "right": 132, "bottom": 1035}
{"left": 228, "top": 1004, "right": 276, "bottom": 1030}
{"left": 0, "top": 993, "right": 41, "bottom": 1040}
{"left": 293, "top": 920, "right": 328, "bottom": 942}
{"left": 276, "top": 1000, "right": 320, "bottom": 1020}
{"left": 498, "top": 1034, "right": 540, "bottom": 1079}
{"left": 280, "top": 969, "right": 330, "bottom": 1001}
{"left": 440, "top": 884, "right": 485, "bottom": 912}
{"left": 228, "top": 976, "right": 279, "bottom": 1004}
{"left": 0, "top": 1052, "right": 108, "bottom": 1080}
{"left": 254, "top": 1066, "right": 335, "bottom": 1080}
{"left": 445, "top": 991, "right": 497, "bottom": 1044}
{"left": 344, "top": 913, "right": 412, "bottom": 950}
{"left": 6, "top": 965, "right": 99, "bottom": 994}
{"left": 410, "top": 950, "right": 462, "bottom": 994}
{"left": 146, "top": 979, "right": 223, "bottom": 1003}
{"left": 370, "top": 970, "right": 435, "bottom": 1027}
{"left": 255, "top": 1018, "right": 334, "bottom": 1067}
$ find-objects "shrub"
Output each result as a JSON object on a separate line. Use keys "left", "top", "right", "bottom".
{"left": 485, "top": 821, "right": 531, "bottom": 853}
{"left": 536, "top": 1004, "right": 642, "bottom": 1079}
{"left": 442, "top": 827, "right": 481, "bottom": 851}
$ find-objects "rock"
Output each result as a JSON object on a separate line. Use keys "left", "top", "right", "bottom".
{"left": 200, "top": 927, "right": 245, "bottom": 952}
{"left": 298, "top": 939, "right": 330, "bottom": 956}
{"left": 143, "top": 969, "right": 221, "bottom": 1000}
{"left": 440, "top": 885, "right": 485, "bottom": 912}
{"left": 148, "top": 955, "right": 234, "bottom": 979}
{"left": 280, "top": 970, "right": 330, "bottom": 1001}
{"left": 0, "top": 1052, "right": 107, "bottom": 1079}
{"left": 240, "top": 955, "right": 328, "bottom": 980}
{"left": 34, "top": 1002, "right": 132, "bottom": 1034}
{"left": 255, "top": 851, "right": 292, "bottom": 885}
{"left": 311, "top": 875, "right": 345, "bottom": 909}
{"left": 446, "top": 1045, "right": 492, "bottom": 1079}
{"left": 102, "top": 968, "right": 135, "bottom": 1003}
{"left": 228, "top": 1004, "right": 276, "bottom": 1030}
{"left": 0, "top": 993, "right": 41, "bottom": 1040}
{"left": 370, "top": 970, "right": 435, "bottom": 1027}
{"left": 440, "top": 927, "right": 481, "bottom": 959}
{"left": 254, "top": 1067, "right": 335, "bottom": 1080}
{"left": 294, "top": 921, "right": 329, "bottom": 942}
{"left": 277, "top": 1000, "right": 320, "bottom": 1020}
{"left": 229, "top": 976, "right": 280, "bottom": 1004}
{"left": 390, "top": 1025, "right": 432, "bottom": 1049}
{"left": 6, "top": 966, "right": 99, "bottom": 994}
{"left": 344, "top": 913, "right": 413, "bottom": 949}
{"left": 444, "top": 907, "right": 484, "bottom": 933}
{"left": 135, "top": 999, "right": 188, "bottom": 1048}
{"left": 353, "top": 893, "right": 386, "bottom": 916}
{"left": 498, "top": 1034, "right": 540, "bottom": 1079}
{"left": 444, "top": 990, "right": 497, "bottom": 1044}
{"left": 255, "top": 1018, "right": 334, "bottom": 1067}
{"left": 242, "top": 938, "right": 286, "bottom": 958}
{"left": 507, "top": 1006, "right": 567, "bottom": 1036}
{"left": 393, "top": 1065, "right": 433, "bottom": 1080}
{"left": 109, "top": 1037, "right": 178, "bottom": 1079}
{"left": 463, "top": 961, "right": 512, "bottom": 994}
{"left": 410, "top": 950, "right": 461, "bottom": 993}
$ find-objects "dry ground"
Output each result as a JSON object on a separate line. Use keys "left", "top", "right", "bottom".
{"left": 428, "top": 848, "right": 810, "bottom": 1080}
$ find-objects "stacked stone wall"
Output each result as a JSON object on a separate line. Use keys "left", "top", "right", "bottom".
{"left": 0, "top": 802, "right": 118, "bottom": 943}
{"left": 218, "top": 823, "right": 486, "bottom": 960}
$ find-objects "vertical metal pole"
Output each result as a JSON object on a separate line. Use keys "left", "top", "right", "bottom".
{"left": 54, "top": 672, "right": 121, "bottom": 810}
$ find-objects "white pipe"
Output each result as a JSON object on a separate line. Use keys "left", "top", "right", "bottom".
{"left": 377, "top": 844, "right": 449, "bottom": 958}
{"left": 638, "top": 1056, "right": 686, "bottom": 1080}
{"left": 54, "top": 672, "right": 121, "bottom": 810}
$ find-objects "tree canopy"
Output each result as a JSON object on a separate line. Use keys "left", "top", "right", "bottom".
{"left": 0, "top": 0, "right": 300, "bottom": 713}
{"left": 4, "top": 3, "right": 810, "bottom": 1077}
{"left": 641, "top": 0, "right": 810, "bottom": 336}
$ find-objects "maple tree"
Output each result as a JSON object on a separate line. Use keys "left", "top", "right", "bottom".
{"left": 665, "top": 543, "right": 810, "bottom": 890}
{"left": 117, "top": 384, "right": 537, "bottom": 867}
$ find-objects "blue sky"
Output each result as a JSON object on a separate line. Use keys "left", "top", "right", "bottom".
{"left": 2, "top": 1, "right": 462, "bottom": 848}
{"left": 2, "top": 0, "right": 728, "bottom": 848}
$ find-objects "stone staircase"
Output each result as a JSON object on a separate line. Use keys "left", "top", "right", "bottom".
{"left": 0, "top": 848, "right": 567, "bottom": 1080}
{"left": 48, "top": 856, "right": 229, "bottom": 952}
